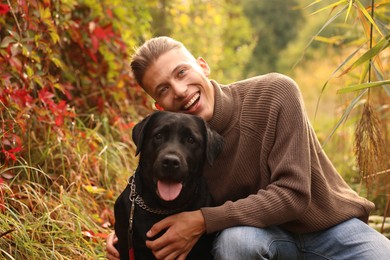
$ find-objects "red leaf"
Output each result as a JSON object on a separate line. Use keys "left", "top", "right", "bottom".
{"left": 0, "top": 4, "right": 10, "bottom": 15}
{"left": 55, "top": 115, "right": 64, "bottom": 126}
{"left": 87, "top": 49, "right": 98, "bottom": 63}
{"left": 93, "top": 25, "right": 114, "bottom": 40}
{"left": 61, "top": 83, "right": 75, "bottom": 100}
{"left": 120, "top": 121, "right": 135, "bottom": 130}
{"left": 2, "top": 146, "right": 22, "bottom": 161}
{"left": 57, "top": 100, "right": 67, "bottom": 110}
{"left": 81, "top": 230, "right": 108, "bottom": 241}
{"left": 91, "top": 34, "right": 99, "bottom": 53}
{"left": 38, "top": 88, "right": 54, "bottom": 104}
{"left": 106, "top": 9, "right": 113, "bottom": 18}
{"left": 97, "top": 96, "right": 104, "bottom": 113}
{"left": 11, "top": 89, "right": 33, "bottom": 107}
{"left": 9, "top": 147, "right": 23, "bottom": 153}
{"left": 95, "top": 232, "right": 108, "bottom": 239}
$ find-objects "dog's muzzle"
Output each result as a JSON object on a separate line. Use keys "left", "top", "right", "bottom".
{"left": 155, "top": 153, "right": 188, "bottom": 201}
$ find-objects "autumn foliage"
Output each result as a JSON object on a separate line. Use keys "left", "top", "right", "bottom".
{"left": 1, "top": 1, "right": 153, "bottom": 174}
{"left": 0, "top": 0, "right": 152, "bottom": 257}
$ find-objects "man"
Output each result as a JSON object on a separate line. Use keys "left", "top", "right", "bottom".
{"left": 106, "top": 36, "right": 390, "bottom": 260}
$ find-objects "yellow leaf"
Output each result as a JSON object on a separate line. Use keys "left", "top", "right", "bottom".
{"left": 179, "top": 14, "right": 190, "bottom": 26}
{"left": 314, "top": 35, "right": 342, "bottom": 44}
{"left": 33, "top": 76, "right": 44, "bottom": 87}
{"left": 39, "top": 6, "right": 52, "bottom": 20}
{"left": 117, "top": 79, "right": 124, "bottom": 89}
{"left": 51, "top": 57, "right": 64, "bottom": 69}
{"left": 214, "top": 14, "right": 222, "bottom": 26}
{"left": 21, "top": 45, "right": 30, "bottom": 57}
{"left": 355, "top": 0, "right": 383, "bottom": 37}
{"left": 50, "top": 30, "right": 60, "bottom": 44}
{"left": 194, "top": 16, "right": 203, "bottom": 26}
{"left": 83, "top": 185, "right": 106, "bottom": 194}
{"left": 30, "top": 51, "right": 41, "bottom": 63}
{"left": 25, "top": 65, "right": 34, "bottom": 78}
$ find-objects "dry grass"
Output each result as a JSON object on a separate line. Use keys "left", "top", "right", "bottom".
{"left": 355, "top": 101, "right": 386, "bottom": 195}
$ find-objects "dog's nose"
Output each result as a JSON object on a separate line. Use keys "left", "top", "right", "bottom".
{"left": 162, "top": 154, "right": 180, "bottom": 170}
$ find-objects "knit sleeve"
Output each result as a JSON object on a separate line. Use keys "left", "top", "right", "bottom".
{"left": 201, "top": 74, "right": 313, "bottom": 233}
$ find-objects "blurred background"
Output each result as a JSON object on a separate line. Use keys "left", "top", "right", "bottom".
{"left": 1, "top": 0, "right": 389, "bottom": 258}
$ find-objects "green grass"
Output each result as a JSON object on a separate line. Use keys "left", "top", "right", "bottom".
{"left": 1, "top": 114, "right": 139, "bottom": 259}
{"left": 1, "top": 182, "right": 103, "bottom": 259}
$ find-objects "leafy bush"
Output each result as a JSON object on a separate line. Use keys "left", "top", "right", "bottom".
{"left": 0, "top": 0, "right": 153, "bottom": 258}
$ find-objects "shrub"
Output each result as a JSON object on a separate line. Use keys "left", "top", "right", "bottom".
{"left": 0, "top": 0, "right": 152, "bottom": 258}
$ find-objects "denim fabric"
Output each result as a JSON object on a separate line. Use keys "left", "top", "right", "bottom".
{"left": 212, "top": 218, "right": 390, "bottom": 260}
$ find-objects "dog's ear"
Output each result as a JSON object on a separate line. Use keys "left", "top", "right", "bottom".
{"left": 205, "top": 124, "right": 224, "bottom": 166}
{"left": 132, "top": 111, "right": 159, "bottom": 155}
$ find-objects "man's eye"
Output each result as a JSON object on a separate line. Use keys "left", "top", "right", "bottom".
{"left": 159, "top": 86, "right": 169, "bottom": 95}
{"left": 178, "top": 69, "right": 186, "bottom": 77}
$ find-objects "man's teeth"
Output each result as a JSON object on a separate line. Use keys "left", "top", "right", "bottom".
{"left": 184, "top": 93, "right": 200, "bottom": 110}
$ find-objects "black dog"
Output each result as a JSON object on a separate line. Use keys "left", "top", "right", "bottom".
{"left": 114, "top": 111, "right": 224, "bottom": 260}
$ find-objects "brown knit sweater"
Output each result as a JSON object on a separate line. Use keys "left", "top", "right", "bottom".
{"left": 200, "top": 73, "right": 374, "bottom": 234}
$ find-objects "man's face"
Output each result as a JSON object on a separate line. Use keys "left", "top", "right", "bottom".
{"left": 142, "top": 48, "right": 215, "bottom": 121}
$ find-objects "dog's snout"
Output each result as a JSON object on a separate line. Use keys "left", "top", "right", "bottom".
{"left": 162, "top": 154, "right": 181, "bottom": 170}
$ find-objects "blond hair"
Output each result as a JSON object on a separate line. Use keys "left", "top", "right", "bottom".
{"left": 131, "top": 36, "right": 186, "bottom": 87}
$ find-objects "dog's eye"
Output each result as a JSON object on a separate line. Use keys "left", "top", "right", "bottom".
{"left": 155, "top": 133, "right": 162, "bottom": 140}
{"left": 187, "top": 136, "right": 195, "bottom": 144}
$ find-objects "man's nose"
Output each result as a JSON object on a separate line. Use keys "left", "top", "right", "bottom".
{"left": 172, "top": 82, "right": 188, "bottom": 99}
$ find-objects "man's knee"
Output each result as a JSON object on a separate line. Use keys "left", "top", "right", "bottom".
{"left": 212, "top": 226, "right": 270, "bottom": 259}
{"left": 216, "top": 227, "right": 255, "bottom": 249}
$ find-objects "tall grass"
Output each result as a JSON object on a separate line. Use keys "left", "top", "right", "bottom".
{"left": 0, "top": 114, "right": 142, "bottom": 259}
{"left": 302, "top": 0, "right": 390, "bottom": 214}
{"left": 1, "top": 181, "right": 106, "bottom": 259}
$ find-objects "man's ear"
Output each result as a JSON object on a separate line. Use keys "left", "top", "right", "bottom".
{"left": 132, "top": 111, "right": 159, "bottom": 155}
{"left": 197, "top": 57, "right": 210, "bottom": 77}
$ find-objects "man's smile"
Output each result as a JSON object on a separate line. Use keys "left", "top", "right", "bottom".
{"left": 183, "top": 92, "right": 200, "bottom": 110}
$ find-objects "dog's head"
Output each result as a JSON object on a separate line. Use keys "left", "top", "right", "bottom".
{"left": 132, "top": 111, "right": 223, "bottom": 207}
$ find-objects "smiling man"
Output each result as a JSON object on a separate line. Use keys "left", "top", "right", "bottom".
{"left": 106, "top": 36, "right": 390, "bottom": 260}
{"left": 133, "top": 42, "right": 215, "bottom": 121}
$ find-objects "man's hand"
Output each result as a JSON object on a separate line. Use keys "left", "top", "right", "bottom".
{"left": 145, "top": 210, "right": 206, "bottom": 260}
{"left": 106, "top": 232, "right": 120, "bottom": 260}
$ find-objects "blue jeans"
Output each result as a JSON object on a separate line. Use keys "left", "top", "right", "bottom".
{"left": 212, "top": 218, "right": 390, "bottom": 259}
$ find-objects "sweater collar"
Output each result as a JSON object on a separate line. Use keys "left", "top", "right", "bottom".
{"left": 208, "top": 80, "right": 235, "bottom": 134}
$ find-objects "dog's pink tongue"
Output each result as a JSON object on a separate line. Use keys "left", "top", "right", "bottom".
{"left": 157, "top": 181, "right": 183, "bottom": 201}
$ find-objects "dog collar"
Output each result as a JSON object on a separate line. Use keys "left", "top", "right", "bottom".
{"left": 126, "top": 171, "right": 201, "bottom": 253}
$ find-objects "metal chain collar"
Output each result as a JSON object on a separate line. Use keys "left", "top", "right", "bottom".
{"left": 128, "top": 174, "right": 187, "bottom": 215}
